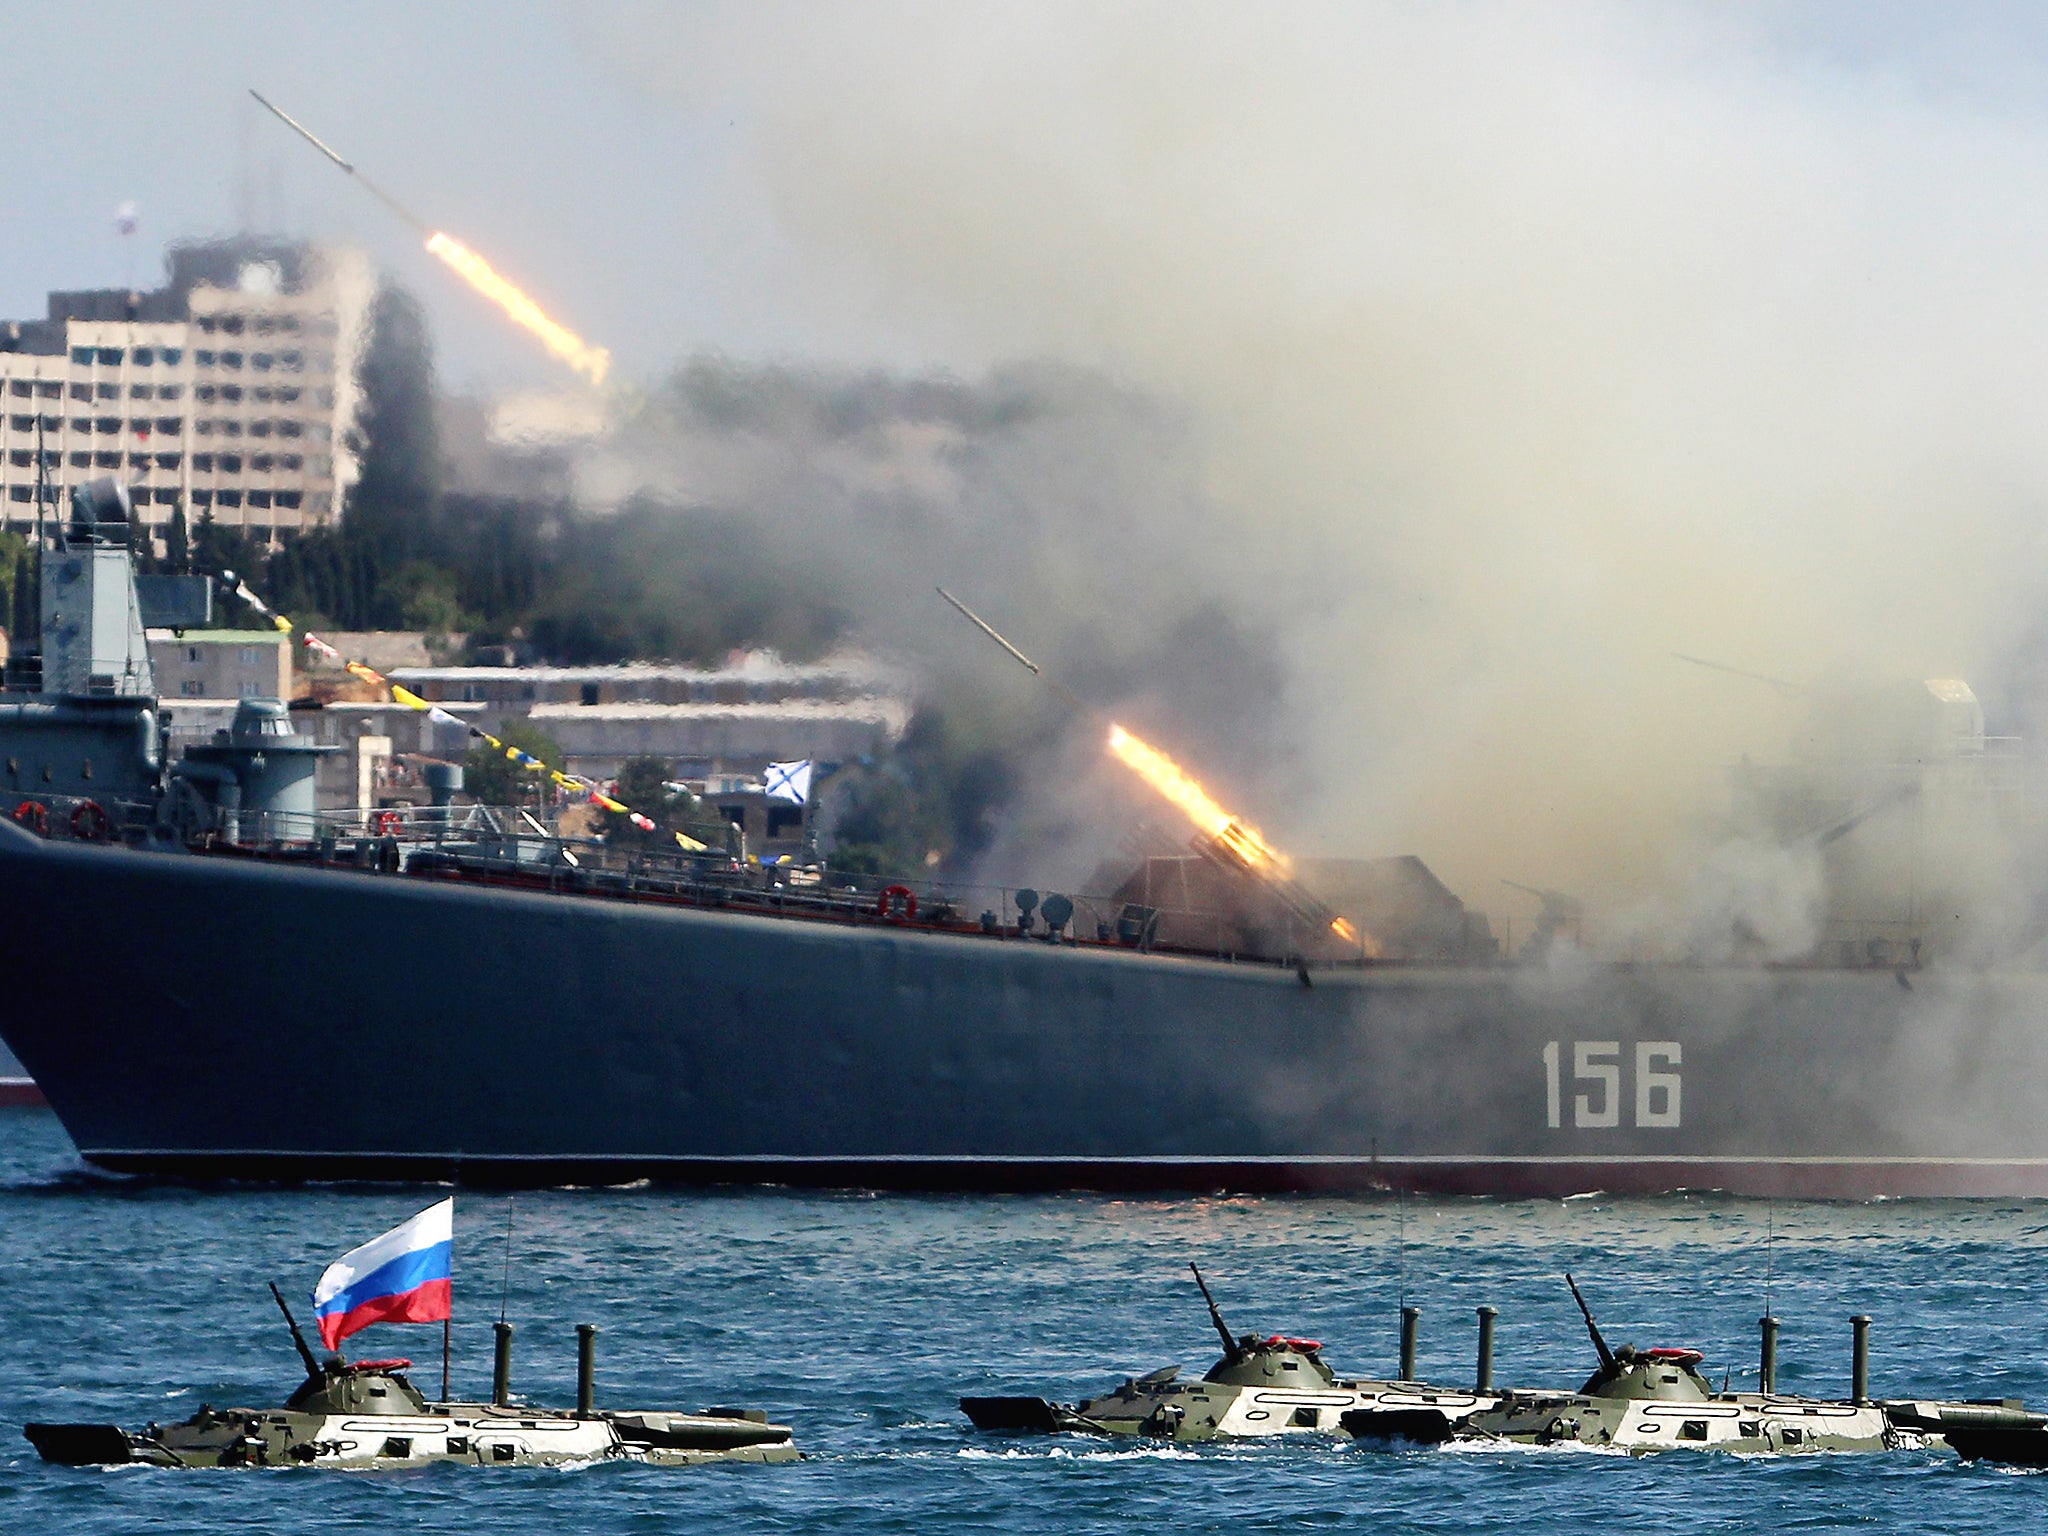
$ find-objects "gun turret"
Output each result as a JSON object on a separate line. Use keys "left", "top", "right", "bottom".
{"left": 269, "top": 1281, "right": 323, "bottom": 1379}
{"left": 1190, "top": 1263, "right": 1244, "bottom": 1364}
{"left": 1565, "top": 1273, "right": 1618, "bottom": 1374}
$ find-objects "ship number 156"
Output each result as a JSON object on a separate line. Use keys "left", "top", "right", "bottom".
{"left": 1542, "top": 1041, "right": 1681, "bottom": 1129}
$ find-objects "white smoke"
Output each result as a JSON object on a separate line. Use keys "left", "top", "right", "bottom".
{"left": 571, "top": 4, "right": 2048, "bottom": 937}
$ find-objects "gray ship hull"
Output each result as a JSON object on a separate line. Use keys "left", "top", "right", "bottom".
{"left": 2, "top": 816, "right": 2044, "bottom": 1197}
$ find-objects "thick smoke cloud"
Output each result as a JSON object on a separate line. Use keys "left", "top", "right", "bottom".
{"left": 569, "top": 4, "right": 2048, "bottom": 940}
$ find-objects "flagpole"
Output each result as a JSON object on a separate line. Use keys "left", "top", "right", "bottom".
{"left": 442, "top": 1315, "right": 451, "bottom": 1402}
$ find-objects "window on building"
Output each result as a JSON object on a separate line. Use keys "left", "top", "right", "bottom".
{"left": 221, "top": 384, "right": 243, "bottom": 403}
{"left": 69, "top": 346, "right": 92, "bottom": 365}
{"left": 220, "top": 454, "right": 243, "bottom": 473}
{"left": 275, "top": 490, "right": 302, "bottom": 509}
{"left": 281, "top": 316, "right": 301, "bottom": 333}
{"left": 67, "top": 452, "right": 89, "bottom": 469}
{"left": 194, "top": 420, "right": 214, "bottom": 437}
{"left": 195, "top": 350, "right": 216, "bottom": 367}
{"left": 96, "top": 417, "right": 119, "bottom": 434}
{"left": 156, "top": 452, "right": 181, "bottom": 471}
{"left": 196, "top": 385, "right": 216, "bottom": 402}
{"left": 279, "top": 420, "right": 303, "bottom": 438}
{"left": 129, "top": 418, "right": 150, "bottom": 435}
{"left": 251, "top": 453, "right": 274, "bottom": 472}
{"left": 281, "top": 351, "right": 304, "bottom": 371}
{"left": 217, "top": 489, "right": 242, "bottom": 507}
{"left": 158, "top": 385, "right": 181, "bottom": 401}
{"left": 7, "top": 381, "right": 29, "bottom": 398}
{"left": 160, "top": 348, "right": 182, "bottom": 365}
{"left": 70, "top": 418, "right": 91, "bottom": 434}
{"left": 253, "top": 316, "right": 276, "bottom": 336}
{"left": 38, "top": 413, "right": 57, "bottom": 429}
{"left": 69, "top": 383, "right": 92, "bottom": 402}
{"left": 34, "top": 382, "right": 57, "bottom": 399}
{"left": 95, "top": 348, "right": 122, "bottom": 366}
{"left": 197, "top": 317, "right": 217, "bottom": 334}
{"left": 280, "top": 454, "right": 303, "bottom": 471}
{"left": 7, "top": 486, "right": 28, "bottom": 503}
{"left": 250, "top": 419, "right": 272, "bottom": 439}
{"left": 278, "top": 385, "right": 301, "bottom": 403}
{"left": 181, "top": 680, "right": 203, "bottom": 697}
{"left": 192, "top": 454, "right": 213, "bottom": 472}
{"left": 8, "top": 415, "right": 30, "bottom": 433}
{"left": 220, "top": 315, "right": 244, "bottom": 336}
{"left": 93, "top": 452, "right": 119, "bottom": 469}
{"left": 220, "top": 351, "right": 243, "bottom": 370}
{"left": 191, "top": 488, "right": 212, "bottom": 506}
{"left": 6, "top": 450, "right": 28, "bottom": 468}
{"left": 223, "top": 421, "right": 243, "bottom": 438}
{"left": 249, "top": 490, "right": 272, "bottom": 509}
{"left": 252, "top": 353, "right": 273, "bottom": 371}
{"left": 131, "top": 347, "right": 154, "bottom": 366}
{"left": 127, "top": 453, "right": 152, "bottom": 470}
{"left": 156, "top": 417, "right": 181, "bottom": 435}
{"left": 128, "top": 384, "right": 152, "bottom": 400}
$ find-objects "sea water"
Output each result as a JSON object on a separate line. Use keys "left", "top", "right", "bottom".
{"left": 4, "top": 1108, "right": 2047, "bottom": 1534}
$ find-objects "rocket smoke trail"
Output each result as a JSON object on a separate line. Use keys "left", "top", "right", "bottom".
{"left": 248, "top": 89, "right": 611, "bottom": 385}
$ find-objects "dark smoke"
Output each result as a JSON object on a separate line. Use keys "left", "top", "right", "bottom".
{"left": 580, "top": 355, "right": 1300, "bottom": 884}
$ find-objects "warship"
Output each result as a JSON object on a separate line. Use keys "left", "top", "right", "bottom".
{"left": 24, "top": 1283, "right": 797, "bottom": 1469}
{"left": 7, "top": 478, "right": 2048, "bottom": 1196}
{"left": 961, "top": 1265, "right": 1496, "bottom": 1443}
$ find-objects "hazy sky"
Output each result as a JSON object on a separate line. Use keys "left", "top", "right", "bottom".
{"left": 7, "top": 2, "right": 2046, "bottom": 391}
{"left": 20, "top": 1, "right": 2048, "bottom": 915}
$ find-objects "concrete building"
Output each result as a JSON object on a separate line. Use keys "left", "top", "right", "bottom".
{"left": 147, "top": 629, "right": 291, "bottom": 701}
{"left": 388, "top": 651, "right": 912, "bottom": 785}
{"left": 0, "top": 237, "right": 373, "bottom": 546}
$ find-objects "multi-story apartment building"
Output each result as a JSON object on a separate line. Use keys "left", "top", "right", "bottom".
{"left": 0, "top": 237, "right": 372, "bottom": 547}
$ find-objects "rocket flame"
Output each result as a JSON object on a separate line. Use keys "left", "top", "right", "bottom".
{"left": 424, "top": 232, "right": 611, "bottom": 386}
{"left": 1106, "top": 723, "right": 1289, "bottom": 873}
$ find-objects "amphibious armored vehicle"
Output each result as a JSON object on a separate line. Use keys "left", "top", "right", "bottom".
{"left": 961, "top": 1265, "right": 1496, "bottom": 1443}
{"left": 24, "top": 1285, "right": 798, "bottom": 1469}
{"left": 1344, "top": 1275, "right": 1950, "bottom": 1454}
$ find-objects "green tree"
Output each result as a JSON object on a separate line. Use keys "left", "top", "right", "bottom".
{"left": 601, "top": 756, "right": 708, "bottom": 849}
{"left": 163, "top": 499, "right": 190, "bottom": 575}
{"left": 462, "top": 718, "right": 564, "bottom": 807}
{"left": 374, "top": 560, "right": 466, "bottom": 634}
{"left": 0, "top": 531, "right": 28, "bottom": 641}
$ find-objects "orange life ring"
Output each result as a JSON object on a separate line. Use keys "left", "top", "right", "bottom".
{"left": 68, "top": 800, "right": 109, "bottom": 841}
{"left": 877, "top": 883, "right": 918, "bottom": 922}
{"left": 12, "top": 800, "right": 49, "bottom": 836}
{"left": 372, "top": 809, "right": 404, "bottom": 836}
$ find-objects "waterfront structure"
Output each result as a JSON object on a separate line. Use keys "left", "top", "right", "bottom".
{"left": 0, "top": 238, "right": 373, "bottom": 547}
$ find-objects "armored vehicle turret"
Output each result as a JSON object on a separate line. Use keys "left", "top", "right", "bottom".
{"left": 962, "top": 1264, "right": 1496, "bottom": 1443}
{"left": 25, "top": 1284, "right": 798, "bottom": 1469}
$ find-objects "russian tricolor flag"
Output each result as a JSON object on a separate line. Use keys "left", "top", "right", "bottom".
{"left": 311, "top": 1198, "right": 453, "bottom": 1351}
